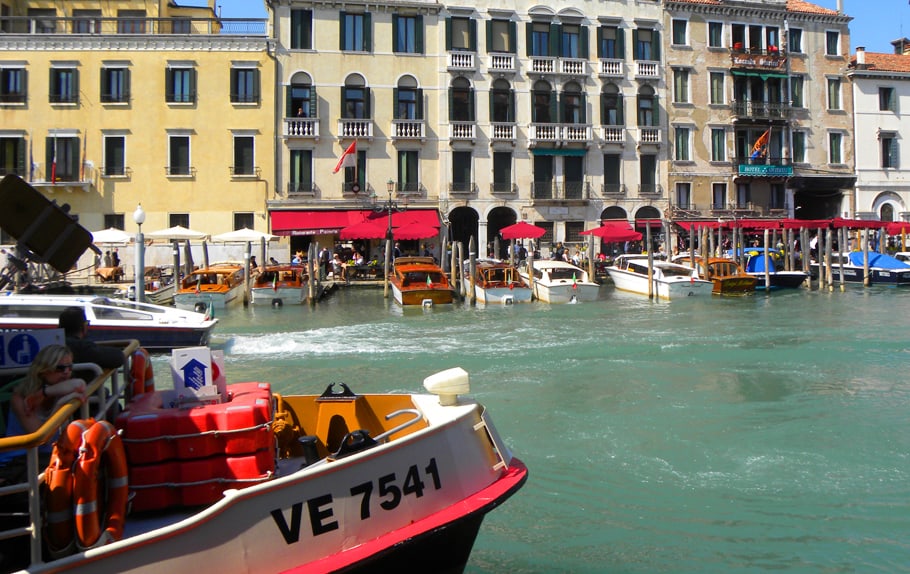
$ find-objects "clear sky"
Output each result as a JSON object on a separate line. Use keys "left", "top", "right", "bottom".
{"left": 206, "top": 0, "right": 899, "bottom": 57}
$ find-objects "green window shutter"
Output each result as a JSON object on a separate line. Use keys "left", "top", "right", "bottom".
{"left": 445, "top": 17, "right": 452, "bottom": 50}
{"left": 653, "top": 96, "right": 659, "bottom": 126}
{"left": 653, "top": 30, "right": 660, "bottom": 61}
{"left": 339, "top": 12, "right": 346, "bottom": 50}
{"left": 45, "top": 137, "right": 52, "bottom": 172}
{"left": 48, "top": 69, "right": 56, "bottom": 97}
{"left": 230, "top": 69, "right": 237, "bottom": 100}
{"left": 549, "top": 91, "right": 557, "bottom": 122}
{"left": 596, "top": 27, "right": 603, "bottom": 58}
{"left": 580, "top": 93, "right": 587, "bottom": 122}
{"left": 486, "top": 20, "right": 492, "bottom": 52}
{"left": 600, "top": 93, "right": 607, "bottom": 124}
{"left": 252, "top": 69, "right": 260, "bottom": 102}
{"left": 559, "top": 92, "right": 566, "bottom": 121}
{"left": 508, "top": 90, "right": 515, "bottom": 122}
{"left": 448, "top": 89, "right": 454, "bottom": 121}
{"left": 393, "top": 87, "right": 400, "bottom": 119}
{"left": 100, "top": 69, "right": 108, "bottom": 98}
{"left": 341, "top": 86, "right": 348, "bottom": 118}
{"left": 364, "top": 13, "right": 372, "bottom": 52}
{"left": 165, "top": 69, "right": 173, "bottom": 100}
{"left": 416, "top": 15, "right": 424, "bottom": 53}
{"left": 632, "top": 29, "right": 639, "bottom": 59}
{"left": 309, "top": 88, "right": 318, "bottom": 117}
{"left": 285, "top": 86, "right": 293, "bottom": 116}
{"left": 124, "top": 69, "right": 131, "bottom": 99}
{"left": 469, "top": 19, "right": 477, "bottom": 51}
{"left": 16, "top": 138, "right": 25, "bottom": 175}
{"left": 488, "top": 90, "right": 494, "bottom": 120}
{"left": 416, "top": 88, "right": 424, "bottom": 119}
{"left": 509, "top": 21, "right": 516, "bottom": 53}
{"left": 468, "top": 89, "right": 475, "bottom": 121}
{"left": 617, "top": 28, "right": 625, "bottom": 59}
{"left": 73, "top": 70, "right": 79, "bottom": 103}
{"left": 549, "top": 23, "right": 559, "bottom": 57}
{"left": 364, "top": 87, "right": 371, "bottom": 117}
{"left": 617, "top": 95, "right": 624, "bottom": 125}
{"left": 525, "top": 22, "right": 532, "bottom": 56}
{"left": 580, "top": 26, "right": 589, "bottom": 60}
{"left": 189, "top": 69, "right": 197, "bottom": 103}
{"left": 392, "top": 15, "right": 399, "bottom": 51}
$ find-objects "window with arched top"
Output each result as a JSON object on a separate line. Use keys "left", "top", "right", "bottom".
{"left": 561, "top": 81, "right": 585, "bottom": 124}
{"left": 288, "top": 72, "right": 316, "bottom": 118}
{"left": 490, "top": 79, "right": 515, "bottom": 123}
{"left": 394, "top": 75, "right": 422, "bottom": 120}
{"left": 449, "top": 77, "right": 475, "bottom": 122}
{"left": 637, "top": 85, "right": 658, "bottom": 127}
{"left": 532, "top": 80, "right": 555, "bottom": 123}
{"left": 601, "top": 84, "right": 623, "bottom": 126}
{"left": 881, "top": 203, "right": 895, "bottom": 222}
{"left": 342, "top": 74, "right": 370, "bottom": 119}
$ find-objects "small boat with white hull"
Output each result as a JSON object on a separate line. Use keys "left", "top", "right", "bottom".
{"left": 250, "top": 264, "right": 310, "bottom": 306}
{"left": 810, "top": 251, "right": 910, "bottom": 285}
{"left": 518, "top": 259, "right": 600, "bottom": 303}
{"left": 607, "top": 254, "right": 713, "bottom": 300}
{"left": 174, "top": 263, "right": 245, "bottom": 312}
{"left": 467, "top": 259, "right": 532, "bottom": 304}
{"left": 0, "top": 345, "right": 527, "bottom": 574}
{"left": 390, "top": 257, "right": 455, "bottom": 306}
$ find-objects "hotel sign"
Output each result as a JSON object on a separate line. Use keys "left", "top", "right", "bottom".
{"left": 739, "top": 164, "right": 793, "bottom": 177}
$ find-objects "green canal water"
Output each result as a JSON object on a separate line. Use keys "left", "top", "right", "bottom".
{"left": 188, "top": 285, "right": 910, "bottom": 573}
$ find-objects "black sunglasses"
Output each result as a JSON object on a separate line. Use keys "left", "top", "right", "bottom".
{"left": 55, "top": 363, "right": 74, "bottom": 372}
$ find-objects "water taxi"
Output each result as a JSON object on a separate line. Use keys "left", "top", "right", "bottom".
{"left": 389, "top": 257, "right": 455, "bottom": 306}
{"left": 174, "top": 263, "right": 245, "bottom": 312}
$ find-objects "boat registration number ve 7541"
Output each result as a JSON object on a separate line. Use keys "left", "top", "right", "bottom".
{"left": 270, "top": 457, "right": 442, "bottom": 544}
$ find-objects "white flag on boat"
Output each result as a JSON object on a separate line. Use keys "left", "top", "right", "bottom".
{"left": 333, "top": 141, "right": 357, "bottom": 174}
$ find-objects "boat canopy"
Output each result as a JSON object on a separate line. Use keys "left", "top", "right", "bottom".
{"left": 847, "top": 251, "right": 910, "bottom": 269}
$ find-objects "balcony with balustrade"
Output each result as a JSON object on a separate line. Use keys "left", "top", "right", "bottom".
{"left": 635, "top": 61, "right": 660, "bottom": 80}
{"left": 635, "top": 128, "right": 661, "bottom": 147}
{"left": 447, "top": 51, "right": 477, "bottom": 72}
{"left": 488, "top": 54, "right": 516, "bottom": 75}
{"left": 284, "top": 117, "right": 319, "bottom": 140}
{"left": 490, "top": 123, "right": 517, "bottom": 145}
{"left": 731, "top": 101, "right": 791, "bottom": 122}
{"left": 391, "top": 120, "right": 426, "bottom": 142}
{"left": 529, "top": 124, "right": 593, "bottom": 147}
{"left": 599, "top": 126, "right": 626, "bottom": 146}
{"left": 337, "top": 119, "right": 373, "bottom": 141}
{"left": 600, "top": 183, "right": 626, "bottom": 198}
{"left": 637, "top": 183, "right": 663, "bottom": 198}
{"left": 448, "top": 182, "right": 477, "bottom": 198}
{"left": 449, "top": 122, "right": 476, "bottom": 143}
{"left": 598, "top": 59, "right": 624, "bottom": 79}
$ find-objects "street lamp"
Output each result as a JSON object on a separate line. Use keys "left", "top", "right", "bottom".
{"left": 133, "top": 203, "right": 146, "bottom": 303}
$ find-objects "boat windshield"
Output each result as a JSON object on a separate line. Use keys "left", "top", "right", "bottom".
{"left": 661, "top": 264, "right": 696, "bottom": 277}
{"left": 547, "top": 268, "right": 580, "bottom": 280}
{"left": 91, "top": 298, "right": 167, "bottom": 317}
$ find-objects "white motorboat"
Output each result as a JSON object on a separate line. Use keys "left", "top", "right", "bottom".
{"left": 607, "top": 254, "right": 714, "bottom": 300}
{"left": 0, "top": 293, "right": 217, "bottom": 350}
{"left": 519, "top": 259, "right": 600, "bottom": 303}
{"left": 466, "top": 259, "right": 532, "bottom": 304}
{"left": 174, "top": 263, "right": 245, "bottom": 312}
{"left": 0, "top": 349, "right": 527, "bottom": 574}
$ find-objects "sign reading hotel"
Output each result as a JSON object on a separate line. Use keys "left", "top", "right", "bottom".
{"left": 739, "top": 164, "right": 793, "bottom": 177}
{"left": 730, "top": 53, "right": 787, "bottom": 70}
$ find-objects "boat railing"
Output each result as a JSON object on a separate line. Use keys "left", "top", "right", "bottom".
{"left": 0, "top": 339, "right": 139, "bottom": 567}
{"left": 372, "top": 409, "right": 423, "bottom": 443}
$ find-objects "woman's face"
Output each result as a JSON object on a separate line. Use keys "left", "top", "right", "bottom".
{"left": 42, "top": 354, "right": 74, "bottom": 384}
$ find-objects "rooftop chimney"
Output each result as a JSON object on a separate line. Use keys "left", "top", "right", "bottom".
{"left": 856, "top": 46, "right": 865, "bottom": 66}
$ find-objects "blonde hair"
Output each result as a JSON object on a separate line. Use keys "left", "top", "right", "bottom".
{"left": 16, "top": 345, "right": 72, "bottom": 397}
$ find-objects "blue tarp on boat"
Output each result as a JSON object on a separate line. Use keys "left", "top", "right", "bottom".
{"left": 847, "top": 251, "right": 910, "bottom": 269}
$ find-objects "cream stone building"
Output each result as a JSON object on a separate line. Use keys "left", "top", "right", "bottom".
{"left": 663, "top": 0, "right": 855, "bottom": 227}
{"left": 266, "top": 0, "right": 669, "bottom": 256}
{"left": 0, "top": 0, "right": 274, "bottom": 245}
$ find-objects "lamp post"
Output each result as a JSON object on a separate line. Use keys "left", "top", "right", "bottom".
{"left": 376, "top": 179, "right": 405, "bottom": 298}
{"left": 133, "top": 203, "right": 146, "bottom": 303}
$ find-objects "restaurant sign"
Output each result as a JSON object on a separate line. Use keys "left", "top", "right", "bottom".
{"left": 730, "top": 53, "right": 786, "bottom": 70}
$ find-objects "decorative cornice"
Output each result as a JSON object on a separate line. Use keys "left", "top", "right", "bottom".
{"left": 664, "top": 2, "right": 851, "bottom": 25}
{"left": 0, "top": 36, "right": 275, "bottom": 52}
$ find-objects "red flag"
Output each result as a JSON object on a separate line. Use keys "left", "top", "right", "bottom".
{"left": 50, "top": 136, "right": 57, "bottom": 183}
{"left": 333, "top": 141, "right": 357, "bottom": 174}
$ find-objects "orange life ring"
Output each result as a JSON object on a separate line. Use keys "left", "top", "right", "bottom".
{"left": 129, "top": 348, "right": 155, "bottom": 399}
{"left": 43, "top": 419, "right": 94, "bottom": 556}
{"left": 73, "top": 420, "right": 129, "bottom": 548}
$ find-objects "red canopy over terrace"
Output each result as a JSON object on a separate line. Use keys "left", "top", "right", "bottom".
{"left": 393, "top": 222, "right": 439, "bottom": 241}
{"left": 270, "top": 209, "right": 439, "bottom": 237}
{"left": 886, "top": 221, "right": 910, "bottom": 235}
{"left": 499, "top": 221, "right": 547, "bottom": 240}
{"left": 581, "top": 220, "right": 642, "bottom": 242}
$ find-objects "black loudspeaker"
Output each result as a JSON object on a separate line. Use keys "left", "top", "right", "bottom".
{"left": 0, "top": 174, "right": 93, "bottom": 272}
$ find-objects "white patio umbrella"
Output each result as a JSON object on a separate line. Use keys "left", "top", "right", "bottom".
{"left": 211, "top": 228, "right": 277, "bottom": 243}
{"left": 91, "top": 227, "right": 133, "bottom": 244}
{"left": 145, "top": 225, "right": 209, "bottom": 241}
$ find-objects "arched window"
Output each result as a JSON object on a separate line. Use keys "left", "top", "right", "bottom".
{"left": 490, "top": 79, "right": 514, "bottom": 123}
{"left": 449, "top": 77, "right": 475, "bottom": 122}
{"left": 637, "top": 85, "right": 658, "bottom": 126}
{"left": 881, "top": 203, "right": 895, "bottom": 222}
{"left": 342, "top": 74, "right": 370, "bottom": 119}
{"left": 561, "top": 81, "right": 585, "bottom": 124}
{"left": 532, "top": 80, "right": 555, "bottom": 123}
{"left": 600, "top": 84, "right": 623, "bottom": 126}
{"left": 288, "top": 72, "right": 316, "bottom": 118}
{"left": 394, "top": 75, "right": 422, "bottom": 120}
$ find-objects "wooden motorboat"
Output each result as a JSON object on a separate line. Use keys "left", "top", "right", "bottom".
{"left": 0, "top": 344, "right": 527, "bottom": 574}
{"left": 389, "top": 256, "right": 455, "bottom": 306}
{"left": 518, "top": 260, "right": 600, "bottom": 303}
{"left": 673, "top": 256, "right": 757, "bottom": 295}
{"left": 607, "top": 254, "right": 713, "bottom": 300}
{"left": 0, "top": 293, "right": 216, "bottom": 350}
{"left": 250, "top": 264, "right": 310, "bottom": 306}
{"left": 174, "top": 263, "right": 245, "bottom": 312}
{"left": 469, "top": 259, "right": 532, "bottom": 304}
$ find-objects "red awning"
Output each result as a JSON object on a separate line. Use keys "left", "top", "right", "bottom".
{"left": 270, "top": 209, "right": 439, "bottom": 236}
{"left": 582, "top": 220, "right": 642, "bottom": 242}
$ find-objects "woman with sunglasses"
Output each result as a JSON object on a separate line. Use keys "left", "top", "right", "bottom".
{"left": 0, "top": 345, "right": 87, "bottom": 483}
